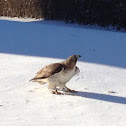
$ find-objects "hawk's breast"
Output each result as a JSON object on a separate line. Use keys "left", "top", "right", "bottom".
{"left": 59, "top": 66, "right": 76, "bottom": 83}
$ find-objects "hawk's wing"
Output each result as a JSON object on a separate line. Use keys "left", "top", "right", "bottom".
{"left": 31, "top": 63, "right": 66, "bottom": 80}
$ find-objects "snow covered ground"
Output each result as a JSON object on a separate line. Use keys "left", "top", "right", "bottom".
{"left": 0, "top": 17, "right": 126, "bottom": 126}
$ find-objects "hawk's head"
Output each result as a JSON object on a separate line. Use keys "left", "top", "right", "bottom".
{"left": 65, "top": 55, "right": 81, "bottom": 66}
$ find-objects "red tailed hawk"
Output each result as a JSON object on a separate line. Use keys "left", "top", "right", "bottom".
{"left": 30, "top": 55, "right": 81, "bottom": 94}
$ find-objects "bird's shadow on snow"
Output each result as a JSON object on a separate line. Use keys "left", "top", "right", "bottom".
{"left": 74, "top": 91, "right": 126, "bottom": 104}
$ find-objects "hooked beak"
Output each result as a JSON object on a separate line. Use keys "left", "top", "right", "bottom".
{"left": 76, "top": 55, "right": 81, "bottom": 58}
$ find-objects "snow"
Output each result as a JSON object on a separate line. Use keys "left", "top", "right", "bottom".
{"left": 0, "top": 17, "right": 126, "bottom": 126}
{"left": 0, "top": 16, "right": 42, "bottom": 22}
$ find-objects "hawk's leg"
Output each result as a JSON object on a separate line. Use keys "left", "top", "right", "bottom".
{"left": 64, "top": 86, "right": 77, "bottom": 93}
{"left": 52, "top": 89, "right": 62, "bottom": 94}
{"left": 48, "top": 83, "right": 62, "bottom": 94}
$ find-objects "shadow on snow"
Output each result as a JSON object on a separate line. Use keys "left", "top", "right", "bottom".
{"left": 0, "top": 19, "right": 126, "bottom": 68}
{"left": 75, "top": 91, "right": 126, "bottom": 105}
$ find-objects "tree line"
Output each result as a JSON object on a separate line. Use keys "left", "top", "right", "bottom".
{"left": 0, "top": 0, "right": 126, "bottom": 30}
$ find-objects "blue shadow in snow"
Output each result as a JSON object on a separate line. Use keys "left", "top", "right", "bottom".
{"left": 0, "top": 19, "right": 126, "bottom": 68}
{"left": 75, "top": 91, "right": 126, "bottom": 104}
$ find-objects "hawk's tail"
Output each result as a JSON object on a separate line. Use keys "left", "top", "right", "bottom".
{"left": 29, "top": 78, "right": 35, "bottom": 82}
{"left": 29, "top": 78, "right": 46, "bottom": 85}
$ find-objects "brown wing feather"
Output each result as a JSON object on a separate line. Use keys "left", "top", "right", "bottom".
{"left": 32, "top": 63, "right": 66, "bottom": 80}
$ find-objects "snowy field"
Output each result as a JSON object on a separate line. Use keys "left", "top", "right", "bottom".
{"left": 0, "top": 17, "right": 126, "bottom": 126}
